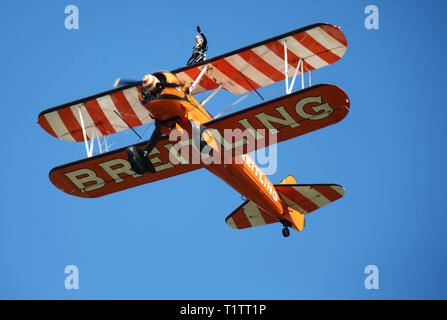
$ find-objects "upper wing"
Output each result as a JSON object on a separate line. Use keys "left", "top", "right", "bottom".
{"left": 49, "top": 136, "right": 201, "bottom": 198}
{"left": 173, "top": 23, "right": 347, "bottom": 95}
{"left": 201, "top": 84, "right": 350, "bottom": 159}
{"left": 38, "top": 83, "right": 153, "bottom": 142}
{"left": 38, "top": 23, "right": 345, "bottom": 142}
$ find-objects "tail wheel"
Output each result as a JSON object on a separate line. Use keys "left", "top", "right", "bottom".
{"left": 282, "top": 227, "right": 290, "bottom": 238}
{"left": 126, "top": 146, "right": 149, "bottom": 175}
{"left": 280, "top": 219, "right": 292, "bottom": 238}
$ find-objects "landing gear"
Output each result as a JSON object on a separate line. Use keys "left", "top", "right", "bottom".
{"left": 280, "top": 219, "right": 292, "bottom": 238}
{"left": 143, "top": 121, "right": 161, "bottom": 159}
{"left": 126, "top": 146, "right": 153, "bottom": 175}
{"left": 126, "top": 121, "right": 161, "bottom": 175}
{"left": 282, "top": 227, "right": 290, "bottom": 238}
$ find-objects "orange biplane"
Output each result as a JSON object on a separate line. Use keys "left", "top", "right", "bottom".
{"left": 38, "top": 23, "right": 350, "bottom": 237}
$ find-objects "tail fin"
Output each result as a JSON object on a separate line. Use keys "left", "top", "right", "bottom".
{"left": 287, "top": 206, "right": 305, "bottom": 231}
{"left": 280, "top": 175, "right": 297, "bottom": 184}
{"left": 225, "top": 200, "right": 279, "bottom": 230}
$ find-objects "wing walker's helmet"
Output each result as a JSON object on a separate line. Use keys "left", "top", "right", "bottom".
{"left": 142, "top": 74, "right": 159, "bottom": 93}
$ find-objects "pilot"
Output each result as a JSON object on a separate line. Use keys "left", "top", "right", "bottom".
{"left": 140, "top": 74, "right": 160, "bottom": 104}
{"left": 186, "top": 26, "right": 208, "bottom": 66}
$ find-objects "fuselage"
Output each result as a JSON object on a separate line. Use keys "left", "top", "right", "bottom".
{"left": 140, "top": 72, "right": 286, "bottom": 220}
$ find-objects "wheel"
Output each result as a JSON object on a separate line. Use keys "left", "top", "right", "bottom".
{"left": 126, "top": 146, "right": 149, "bottom": 175}
{"left": 282, "top": 227, "right": 290, "bottom": 238}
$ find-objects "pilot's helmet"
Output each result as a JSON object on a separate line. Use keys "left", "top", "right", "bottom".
{"left": 142, "top": 74, "right": 159, "bottom": 93}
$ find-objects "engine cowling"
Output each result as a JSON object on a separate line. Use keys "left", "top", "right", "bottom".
{"left": 139, "top": 72, "right": 194, "bottom": 122}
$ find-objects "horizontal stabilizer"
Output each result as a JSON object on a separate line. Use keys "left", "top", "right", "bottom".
{"left": 226, "top": 200, "right": 279, "bottom": 230}
{"left": 275, "top": 184, "right": 345, "bottom": 215}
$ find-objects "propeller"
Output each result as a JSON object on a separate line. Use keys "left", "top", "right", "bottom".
{"left": 113, "top": 78, "right": 141, "bottom": 88}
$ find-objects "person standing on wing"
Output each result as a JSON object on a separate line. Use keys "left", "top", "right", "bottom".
{"left": 186, "top": 26, "right": 208, "bottom": 66}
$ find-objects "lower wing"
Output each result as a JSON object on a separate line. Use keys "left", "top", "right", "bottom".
{"left": 202, "top": 83, "right": 350, "bottom": 158}
{"left": 49, "top": 137, "right": 201, "bottom": 198}
{"left": 49, "top": 84, "right": 349, "bottom": 198}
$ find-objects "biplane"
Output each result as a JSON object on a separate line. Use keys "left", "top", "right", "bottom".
{"left": 38, "top": 23, "right": 350, "bottom": 237}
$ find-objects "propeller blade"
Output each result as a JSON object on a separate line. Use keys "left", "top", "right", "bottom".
{"left": 113, "top": 78, "right": 141, "bottom": 88}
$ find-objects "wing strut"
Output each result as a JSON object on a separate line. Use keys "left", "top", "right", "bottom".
{"left": 77, "top": 106, "right": 93, "bottom": 158}
{"left": 113, "top": 110, "right": 143, "bottom": 140}
{"left": 238, "top": 71, "right": 264, "bottom": 100}
{"left": 213, "top": 92, "right": 251, "bottom": 119}
{"left": 201, "top": 83, "right": 223, "bottom": 106}
{"left": 77, "top": 106, "right": 110, "bottom": 158}
{"left": 282, "top": 40, "right": 311, "bottom": 94}
{"left": 88, "top": 126, "right": 95, "bottom": 156}
{"left": 96, "top": 128, "right": 103, "bottom": 154}
{"left": 190, "top": 65, "right": 209, "bottom": 92}
{"left": 287, "top": 58, "right": 303, "bottom": 94}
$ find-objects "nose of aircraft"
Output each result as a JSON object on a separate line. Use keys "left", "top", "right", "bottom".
{"left": 142, "top": 74, "right": 159, "bottom": 92}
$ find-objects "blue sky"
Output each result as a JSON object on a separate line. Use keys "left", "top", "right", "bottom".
{"left": 1, "top": 0, "right": 446, "bottom": 299}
